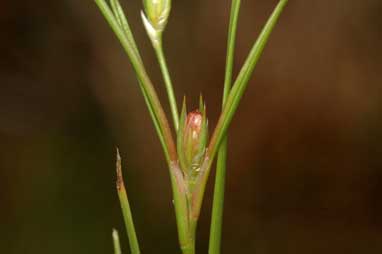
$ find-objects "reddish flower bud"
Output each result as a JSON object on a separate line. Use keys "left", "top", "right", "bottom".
{"left": 177, "top": 99, "right": 208, "bottom": 179}
{"left": 183, "top": 111, "right": 203, "bottom": 164}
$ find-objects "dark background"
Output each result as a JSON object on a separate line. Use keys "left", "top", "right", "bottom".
{"left": 1, "top": 0, "right": 381, "bottom": 253}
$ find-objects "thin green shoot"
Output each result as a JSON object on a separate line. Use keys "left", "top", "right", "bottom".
{"left": 192, "top": 0, "right": 289, "bottom": 225}
{"left": 209, "top": 1, "right": 241, "bottom": 253}
{"left": 116, "top": 149, "right": 141, "bottom": 254}
{"left": 153, "top": 42, "right": 180, "bottom": 131}
{"left": 94, "top": 0, "right": 177, "bottom": 163}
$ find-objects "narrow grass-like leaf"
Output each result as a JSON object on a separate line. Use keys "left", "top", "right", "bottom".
{"left": 94, "top": 0, "right": 177, "bottom": 162}
{"left": 209, "top": 1, "right": 241, "bottom": 253}
{"left": 95, "top": 3, "right": 192, "bottom": 250}
{"left": 208, "top": 0, "right": 288, "bottom": 165}
{"left": 193, "top": 0, "right": 288, "bottom": 230}
{"left": 110, "top": 0, "right": 141, "bottom": 60}
{"left": 107, "top": 0, "right": 172, "bottom": 163}
{"left": 116, "top": 149, "right": 141, "bottom": 254}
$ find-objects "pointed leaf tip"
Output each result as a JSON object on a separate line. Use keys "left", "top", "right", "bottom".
{"left": 116, "top": 147, "right": 124, "bottom": 191}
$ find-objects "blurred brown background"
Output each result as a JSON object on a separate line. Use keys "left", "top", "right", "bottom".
{"left": 1, "top": 0, "right": 381, "bottom": 253}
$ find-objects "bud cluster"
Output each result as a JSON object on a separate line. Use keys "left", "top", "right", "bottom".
{"left": 177, "top": 98, "right": 208, "bottom": 185}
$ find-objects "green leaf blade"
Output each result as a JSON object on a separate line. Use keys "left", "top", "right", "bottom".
{"left": 209, "top": 1, "right": 241, "bottom": 253}
{"left": 94, "top": 0, "right": 177, "bottom": 162}
{"left": 208, "top": 0, "right": 288, "bottom": 162}
{"left": 116, "top": 150, "right": 141, "bottom": 254}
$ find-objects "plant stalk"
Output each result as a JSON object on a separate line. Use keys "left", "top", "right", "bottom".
{"left": 208, "top": 0, "right": 288, "bottom": 164}
{"left": 192, "top": 0, "right": 289, "bottom": 229}
{"left": 95, "top": 0, "right": 177, "bottom": 162}
{"left": 95, "top": 4, "right": 190, "bottom": 249}
{"left": 153, "top": 41, "right": 180, "bottom": 130}
{"left": 209, "top": 1, "right": 241, "bottom": 253}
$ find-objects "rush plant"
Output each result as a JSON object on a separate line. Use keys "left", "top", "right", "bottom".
{"left": 93, "top": 0, "right": 288, "bottom": 253}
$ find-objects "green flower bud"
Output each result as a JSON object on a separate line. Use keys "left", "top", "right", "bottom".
{"left": 177, "top": 98, "right": 208, "bottom": 179}
{"left": 141, "top": 0, "right": 171, "bottom": 44}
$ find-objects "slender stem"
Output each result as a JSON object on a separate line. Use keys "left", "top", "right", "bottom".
{"left": 222, "top": 0, "right": 241, "bottom": 104}
{"left": 110, "top": 0, "right": 141, "bottom": 60}
{"left": 209, "top": 139, "right": 228, "bottom": 253}
{"left": 96, "top": 2, "right": 197, "bottom": 254}
{"left": 209, "top": 1, "right": 241, "bottom": 253}
{"left": 168, "top": 162, "right": 193, "bottom": 254}
{"left": 109, "top": 0, "right": 171, "bottom": 162}
{"left": 112, "top": 229, "right": 122, "bottom": 254}
{"left": 95, "top": 0, "right": 177, "bottom": 162}
{"left": 208, "top": 0, "right": 288, "bottom": 165}
{"left": 116, "top": 150, "right": 141, "bottom": 254}
{"left": 192, "top": 0, "right": 289, "bottom": 226}
{"left": 154, "top": 41, "right": 180, "bottom": 131}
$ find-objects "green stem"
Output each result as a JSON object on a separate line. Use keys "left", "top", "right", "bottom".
{"left": 95, "top": 0, "right": 177, "bottom": 162}
{"left": 116, "top": 150, "right": 140, "bottom": 254}
{"left": 109, "top": 0, "right": 171, "bottom": 162}
{"left": 209, "top": 1, "right": 241, "bottom": 253}
{"left": 169, "top": 162, "right": 192, "bottom": 254}
{"left": 181, "top": 246, "right": 195, "bottom": 254}
{"left": 154, "top": 42, "right": 180, "bottom": 130}
{"left": 208, "top": 0, "right": 288, "bottom": 165}
{"left": 110, "top": 0, "right": 140, "bottom": 60}
{"left": 181, "top": 245, "right": 195, "bottom": 254}
{"left": 112, "top": 229, "right": 122, "bottom": 254}
{"left": 209, "top": 139, "right": 228, "bottom": 254}
{"left": 96, "top": 2, "right": 197, "bottom": 254}
{"left": 192, "top": 0, "right": 288, "bottom": 228}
